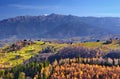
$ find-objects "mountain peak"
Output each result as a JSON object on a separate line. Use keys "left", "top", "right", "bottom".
{"left": 42, "top": 14, "right": 48, "bottom": 16}
{"left": 48, "top": 13, "right": 65, "bottom": 17}
{"left": 0, "top": 14, "right": 119, "bottom": 41}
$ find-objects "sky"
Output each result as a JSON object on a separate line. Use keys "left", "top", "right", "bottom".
{"left": 1, "top": 0, "right": 120, "bottom": 20}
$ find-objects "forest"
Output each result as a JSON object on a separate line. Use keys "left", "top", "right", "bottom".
{"left": 0, "top": 38, "right": 120, "bottom": 79}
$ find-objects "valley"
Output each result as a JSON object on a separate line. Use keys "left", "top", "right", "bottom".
{"left": 0, "top": 39, "right": 120, "bottom": 79}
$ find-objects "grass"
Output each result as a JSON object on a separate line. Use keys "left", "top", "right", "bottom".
{"left": 81, "top": 42, "right": 103, "bottom": 48}
{"left": 0, "top": 41, "right": 44, "bottom": 68}
{"left": 1, "top": 41, "right": 120, "bottom": 68}
{"left": 73, "top": 41, "right": 120, "bottom": 52}
{"left": 0, "top": 41, "right": 68, "bottom": 68}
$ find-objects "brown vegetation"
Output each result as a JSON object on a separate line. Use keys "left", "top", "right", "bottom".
{"left": 50, "top": 59, "right": 120, "bottom": 79}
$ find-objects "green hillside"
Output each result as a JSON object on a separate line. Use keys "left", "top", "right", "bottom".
{"left": 0, "top": 40, "right": 120, "bottom": 69}
{"left": 0, "top": 41, "right": 67, "bottom": 68}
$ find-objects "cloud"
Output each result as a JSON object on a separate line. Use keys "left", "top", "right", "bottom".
{"left": 9, "top": 4, "right": 59, "bottom": 10}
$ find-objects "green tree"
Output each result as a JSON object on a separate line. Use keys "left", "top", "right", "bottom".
{"left": 43, "top": 60, "right": 49, "bottom": 68}
{"left": 0, "top": 70, "right": 4, "bottom": 77}
{"left": 6, "top": 72, "right": 14, "bottom": 79}
{"left": 43, "top": 71, "right": 47, "bottom": 79}
{"left": 18, "top": 72, "right": 26, "bottom": 79}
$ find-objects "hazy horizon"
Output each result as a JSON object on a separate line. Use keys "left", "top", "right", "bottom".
{"left": 2, "top": 13, "right": 120, "bottom": 21}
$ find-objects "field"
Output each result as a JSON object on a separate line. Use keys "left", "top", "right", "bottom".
{"left": 0, "top": 41, "right": 67, "bottom": 68}
{"left": 0, "top": 39, "right": 120, "bottom": 79}
{"left": 0, "top": 40, "right": 120, "bottom": 68}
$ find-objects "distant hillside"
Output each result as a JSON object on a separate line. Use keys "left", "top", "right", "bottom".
{"left": 1, "top": 13, "right": 120, "bottom": 41}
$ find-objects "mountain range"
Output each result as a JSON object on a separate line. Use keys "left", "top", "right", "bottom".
{"left": 0, "top": 13, "right": 120, "bottom": 41}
